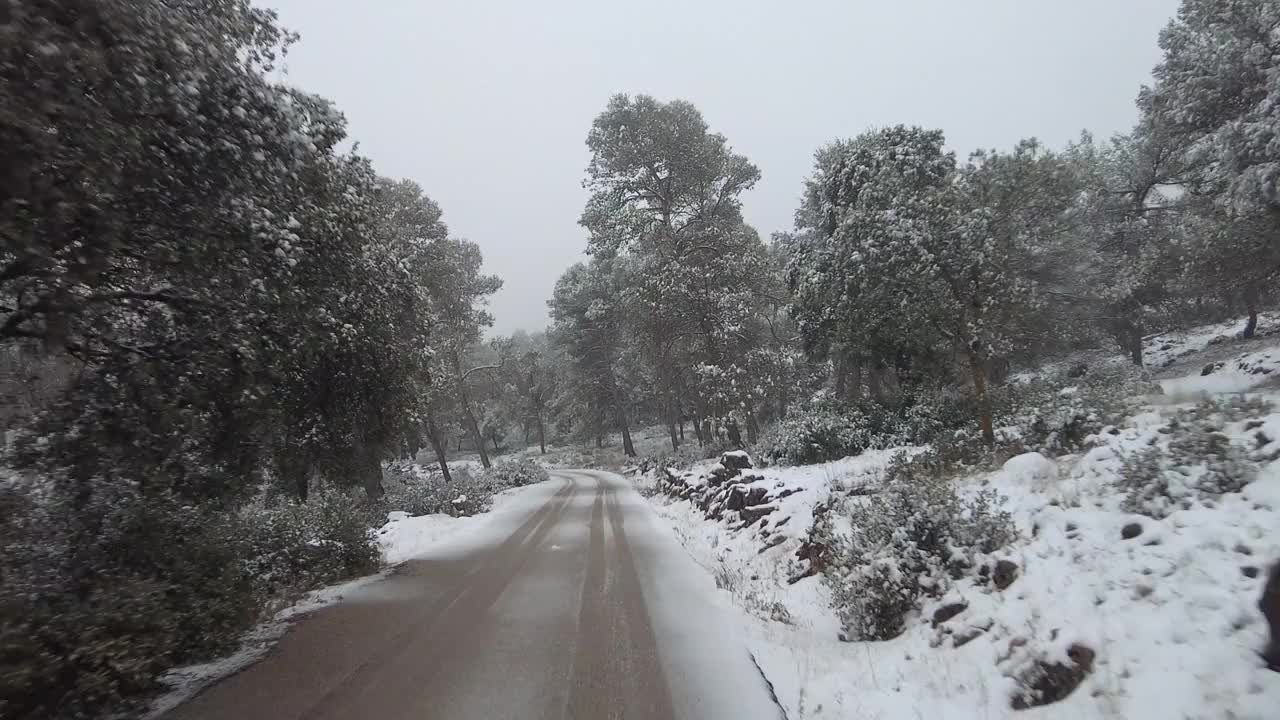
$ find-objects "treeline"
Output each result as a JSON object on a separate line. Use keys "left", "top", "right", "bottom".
{"left": 539, "top": 0, "right": 1280, "bottom": 453}
{"left": 1, "top": 3, "right": 503, "bottom": 717}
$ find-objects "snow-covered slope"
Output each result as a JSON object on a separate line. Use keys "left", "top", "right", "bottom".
{"left": 640, "top": 335, "right": 1280, "bottom": 719}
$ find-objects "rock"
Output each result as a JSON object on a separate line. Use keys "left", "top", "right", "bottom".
{"left": 744, "top": 487, "right": 769, "bottom": 507}
{"left": 758, "top": 535, "right": 786, "bottom": 554}
{"left": 1242, "top": 566, "right": 1260, "bottom": 579}
{"left": 706, "top": 463, "right": 736, "bottom": 486}
{"left": 1010, "top": 644, "right": 1096, "bottom": 709}
{"left": 1121, "top": 522, "right": 1143, "bottom": 540}
{"left": 740, "top": 504, "right": 776, "bottom": 526}
{"left": 993, "top": 560, "right": 1020, "bottom": 590}
{"left": 1067, "top": 362, "right": 1088, "bottom": 378}
{"left": 953, "top": 627, "right": 985, "bottom": 647}
{"left": 952, "top": 618, "right": 993, "bottom": 647}
{"left": 998, "top": 636, "right": 1031, "bottom": 664}
{"left": 725, "top": 486, "right": 747, "bottom": 512}
{"left": 720, "top": 450, "right": 753, "bottom": 471}
{"left": 1201, "top": 361, "right": 1223, "bottom": 376}
{"left": 1261, "top": 560, "right": 1280, "bottom": 671}
{"left": 1002, "top": 452, "right": 1058, "bottom": 483}
{"left": 932, "top": 601, "right": 969, "bottom": 627}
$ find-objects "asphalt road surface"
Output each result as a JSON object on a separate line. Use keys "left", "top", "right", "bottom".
{"left": 161, "top": 470, "right": 783, "bottom": 720}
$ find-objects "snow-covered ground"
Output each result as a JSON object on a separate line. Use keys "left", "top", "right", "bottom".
{"left": 146, "top": 480, "right": 559, "bottom": 718}
{"left": 1145, "top": 311, "right": 1280, "bottom": 370}
{"left": 640, "top": 320, "right": 1280, "bottom": 719}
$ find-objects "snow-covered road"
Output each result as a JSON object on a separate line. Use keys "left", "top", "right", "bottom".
{"left": 160, "top": 470, "right": 783, "bottom": 720}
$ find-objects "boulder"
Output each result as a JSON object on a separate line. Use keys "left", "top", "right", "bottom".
{"left": 724, "top": 485, "right": 747, "bottom": 512}
{"left": 1010, "top": 644, "right": 1096, "bottom": 710}
{"left": 993, "top": 560, "right": 1020, "bottom": 590}
{"left": 1002, "top": 452, "right": 1058, "bottom": 483}
{"left": 932, "top": 601, "right": 968, "bottom": 627}
{"left": 720, "top": 450, "right": 753, "bottom": 471}
{"left": 1261, "top": 560, "right": 1280, "bottom": 671}
{"left": 1121, "top": 522, "right": 1143, "bottom": 540}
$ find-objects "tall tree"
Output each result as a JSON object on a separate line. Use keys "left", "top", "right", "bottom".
{"left": 580, "top": 94, "right": 765, "bottom": 449}
{"left": 548, "top": 257, "right": 636, "bottom": 457}
{"left": 1142, "top": 0, "right": 1280, "bottom": 334}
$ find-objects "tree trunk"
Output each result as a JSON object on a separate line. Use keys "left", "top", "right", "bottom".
{"left": 745, "top": 411, "right": 759, "bottom": 446}
{"left": 1244, "top": 286, "right": 1260, "bottom": 339}
{"left": 490, "top": 431, "right": 500, "bottom": 456}
{"left": 596, "top": 433, "right": 604, "bottom": 449}
{"left": 966, "top": 347, "right": 996, "bottom": 447}
{"left": 678, "top": 417, "right": 685, "bottom": 442}
{"left": 464, "top": 409, "right": 490, "bottom": 468}
{"left": 620, "top": 421, "right": 636, "bottom": 457}
{"left": 726, "top": 418, "right": 744, "bottom": 448}
{"left": 537, "top": 416, "right": 546, "bottom": 454}
{"left": 362, "top": 443, "right": 385, "bottom": 500}
{"left": 833, "top": 353, "right": 848, "bottom": 401}
{"left": 1126, "top": 325, "right": 1143, "bottom": 366}
{"left": 426, "top": 415, "right": 452, "bottom": 482}
{"left": 666, "top": 395, "right": 679, "bottom": 452}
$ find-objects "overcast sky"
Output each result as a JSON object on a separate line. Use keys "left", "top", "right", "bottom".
{"left": 262, "top": 0, "right": 1181, "bottom": 334}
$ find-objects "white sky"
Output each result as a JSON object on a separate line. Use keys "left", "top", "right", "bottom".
{"left": 261, "top": 0, "right": 1181, "bottom": 334}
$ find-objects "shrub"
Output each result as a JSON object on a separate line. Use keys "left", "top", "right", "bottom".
{"left": 994, "top": 363, "right": 1149, "bottom": 457}
{"left": 0, "top": 476, "right": 378, "bottom": 720}
{"left": 756, "top": 404, "right": 896, "bottom": 465}
{"left": 381, "top": 458, "right": 551, "bottom": 520}
{"left": 635, "top": 441, "right": 726, "bottom": 474}
{"left": 485, "top": 457, "right": 550, "bottom": 487}
{"left": 1119, "top": 398, "right": 1265, "bottom": 518}
{"left": 821, "top": 453, "right": 1016, "bottom": 641}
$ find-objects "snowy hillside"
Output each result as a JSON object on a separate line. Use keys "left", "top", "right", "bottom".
{"left": 638, "top": 327, "right": 1280, "bottom": 719}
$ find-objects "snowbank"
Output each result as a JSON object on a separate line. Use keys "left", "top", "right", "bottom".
{"left": 642, "top": 398, "right": 1280, "bottom": 718}
{"left": 1160, "top": 345, "right": 1280, "bottom": 399}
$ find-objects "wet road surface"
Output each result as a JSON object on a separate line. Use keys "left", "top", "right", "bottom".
{"left": 161, "top": 470, "right": 781, "bottom": 720}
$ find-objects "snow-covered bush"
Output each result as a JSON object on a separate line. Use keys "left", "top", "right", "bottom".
{"left": 636, "top": 441, "right": 727, "bottom": 474}
{"left": 485, "top": 457, "right": 551, "bottom": 487}
{"left": 995, "top": 365, "right": 1146, "bottom": 456}
{"left": 757, "top": 403, "right": 902, "bottom": 466}
{"left": 236, "top": 490, "right": 380, "bottom": 598}
{"left": 822, "top": 452, "right": 1016, "bottom": 641}
{"left": 383, "top": 465, "right": 495, "bottom": 517}
{"left": 0, "top": 477, "right": 378, "bottom": 720}
{"left": 1119, "top": 399, "right": 1265, "bottom": 518}
{"left": 382, "top": 459, "right": 548, "bottom": 519}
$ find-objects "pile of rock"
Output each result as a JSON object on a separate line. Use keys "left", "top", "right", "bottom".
{"left": 657, "top": 451, "right": 778, "bottom": 528}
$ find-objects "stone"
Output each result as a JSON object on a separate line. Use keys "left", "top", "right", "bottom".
{"left": 724, "top": 486, "right": 747, "bottom": 512}
{"left": 1243, "top": 566, "right": 1260, "bottom": 579}
{"left": 932, "top": 601, "right": 968, "bottom": 627}
{"left": 1121, "top": 522, "right": 1143, "bottom": 540}
{"left": 993, "top": 560, "right": 1020, "bottom": 590}
{"left": 1261, "top": 561, "right": 1280, "bottom": 671}
{"left": 720, "top": 450, "right": 753, "bottom": 471}
{"left": 1010, "top": 644, "right": 1096, "bottom": 709}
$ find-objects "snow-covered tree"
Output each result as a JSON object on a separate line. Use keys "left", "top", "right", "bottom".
{"left": 1142, "top": 0, "right": 1280, "bottom": 334}
{"left": 548, "top": 257, "right": 638, "bottom": 456}
{"left": 789, "top": 128, "right": 1068, "bottom": 443}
